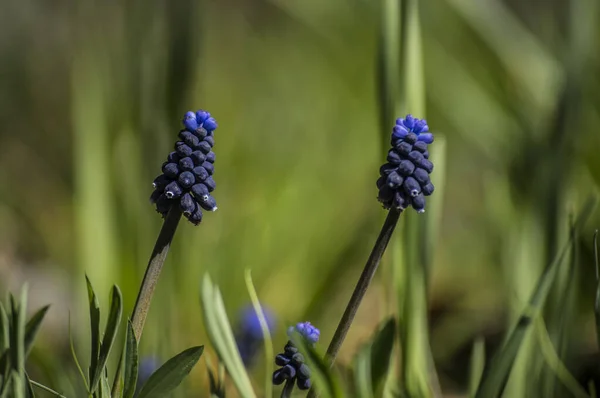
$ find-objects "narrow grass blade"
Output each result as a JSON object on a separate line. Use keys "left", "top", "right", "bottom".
{"left": 200, "top": 275, "right": 256, "bottom": 398}
{"left": 354, "top": 347, "right": 373, "bottom": 398}
{"left": 99, "top": 372, "right": 111, "bottom": 398}
{"left": 24, "top": 306, "right": 49, "bottom": 359}
{"left": 535, "top": 318, "right": 590, "bottom": 398}
{"left": 244, "top": 269, "right": 274, "bottom": 398}
{"left": 10, "top": 371, "right": 24, "bottom": 398}
{"left": 29, "top": 380, "right": 67, "bottom": 398}
{"left": 122, "top": 320, "right": 139, "bottom": 398}
{"left": 68, "top": 313, "right": 89, "bottom": 392}
{"left": 475, "top": 196, "right": 597, "bottom": 398}
{"left": 9, "top": 288, "right": 26, "bottom": 391}
{"left": 136, "top": 346, "right": 203, "bottom": 398}
{"left": 0, "top": 303, "right": 7, "bottom": 356}
{"left": 90, "top": 285, "right": 122, "bottom": 392}
{"left": 369, "top": 318, "right": 396, "bottom": 394}
{"left": 85, "top": 275, "right": 101, "bottom": 385}
{"left": 468, "top": 338, "right": 485, "bottom": 398}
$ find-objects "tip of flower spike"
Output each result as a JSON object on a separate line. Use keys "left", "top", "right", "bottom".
{"left": 288, "top": 322, "right": 320, "bottom": 344}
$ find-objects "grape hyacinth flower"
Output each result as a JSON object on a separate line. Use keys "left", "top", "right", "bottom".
{"left": 377, "top": 115, "right": 434, "bottom": 213}
{"left": 273, "top": 322, "right": 320, "bottom": 396}
{"left": 319, "top": 115, "right": 435, "bottom": 374}
{"left": 236, "top": 305, "right": 276, "bottom": 366}
{"left": 150, "top": 110, "right": 219, "bottom": 225}
{"left": 111, "top": 109, "right": 220, "bottom": 394}
{"left": 136, "top": 356, "right": 160, "bottom": 393}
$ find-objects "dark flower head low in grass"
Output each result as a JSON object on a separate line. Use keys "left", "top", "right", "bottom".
{"left": 377, "top": 114, "right": 435, "bottom": 213}
{"left": 273, "top": 322, "right": 319, "bottom": 391}
{"left": 150, "top": 109, "right": 218, "bottom": 225}
{"left": 236, "top": 305, "right": 276, "bottom": 366}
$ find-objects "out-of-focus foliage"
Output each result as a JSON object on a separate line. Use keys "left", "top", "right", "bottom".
{"left": 0, "top": 0, "right": 599, "bottom": 396}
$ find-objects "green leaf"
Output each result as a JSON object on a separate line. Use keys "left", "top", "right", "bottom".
{"left": 69, "top": 313, "right": 89, "bottom": 392}
{"left": 91, "top": 285, "right": 122, "bottom": 393}
{"left": 200, "top": 275, "right": 256, "bottom": 398}
{"left": 0, "top": 303, "right": 8, "bottom": 355}
{"left": 9, "top": 287, "right": 27, "bottom": 386}
{"left": 369, "top": 318, "right": 396, "bottom": 393}
{"left": 475, "top": 196, "right": 597, "bottom": 398}
{"left": 122, "top": 320, "right": 138, "bottom": 398}
{"left": 353, "top": 348, "right": 373, "bottom": 398}
{"left": 244, "top": 269, "right": 274, "bottom": 398}
{"left": 24, "top": 306, "right": 49, "bottom": 359}
{"left": 99, "top": 371, "right": 111, "bottom": 398}
{"left": 10, "top": 371, "right": 24, "bottom": 398}
{"left": 86, "top": 275, "right": 101, "bottom": 386}
{"left": 136, "top": 346, "right": 204, "bottom": 398}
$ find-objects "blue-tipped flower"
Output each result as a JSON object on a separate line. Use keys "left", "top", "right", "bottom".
{"left": 236, "top": 305, "right": 276, "bottom": 366}
{"left": 151, "top": 109, "right": 219, "bottom": 224}
{"left": 273, "top": 322, "right": 319, "bottom": 391}
{"left": 378, "top": 115, "right": 435, "bottom": 213}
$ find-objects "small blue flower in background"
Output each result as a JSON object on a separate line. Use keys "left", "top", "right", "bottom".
{"left": 136, "top": 356, "right": 160, "bottom": 392}
{"left": 377, "top": 114, "right": 435, "bottom": 213}
{"left": 273, "top": 321, "right": 320, "bottom": 391}
{"left": 236, "top": 305, "right": 276, "bottom": 366}
{"left": 150, "top": 109, "right": 219, "bottom": 225}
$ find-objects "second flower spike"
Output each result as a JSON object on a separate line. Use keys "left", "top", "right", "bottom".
{"left": 377, "top": 114, "right": 435, "bottom": 213}
{"left": 150, "top": 110, "right": 219, "bottom": 225}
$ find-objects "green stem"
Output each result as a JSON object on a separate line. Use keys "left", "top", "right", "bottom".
{"left": 280, "top": 380, "right": 295, "bottom": 398}
{"left": 111, "top": 206, "right": 182, "bottom": 395}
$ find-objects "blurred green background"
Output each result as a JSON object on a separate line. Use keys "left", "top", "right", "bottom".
{"left": 1, "top": 0, "right": 600, "bottom": 396}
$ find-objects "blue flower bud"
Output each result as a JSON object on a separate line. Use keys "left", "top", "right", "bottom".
{"left": 192, "top": 127, "right": 208, "bottom": 140}
{"left": 412, "top": 168, "right": 430, "bottom": 185}
{"left": 413, "top": 140, "right": 428, "bottom": 153}
{"left": 412, "top": 194, "right": 426, "bottom": 212}
{"left": 394, "top": 191, "right": 408, "bottom": 209}
{"left": 376, "top": 176, "right": 386, "bottom": 190}
{"left": 423, "top": 150, "right": 429, "bottom": 159}
{"left": 187, "top": 203, "right": 203, "bottom": 225}
{"left": 378, "top": 185, "right": 394, "bottom": 203}
{"left": 386, "top": 172, "right": 403, "bottom": 188}
{"left": 298, "top": 364, "right": 311, "bottom": 379}
{"left": 276, "top": 354, "right": 291, "bottom": 366}
{"left": 395, "top": 141, "right": 413, "bottom": 156}
{"left": 417, "top": 133, "right": 434, "bottom": 144}
{"left": 291, "top": 353, "right": 305, "bottom": 365}
{"left": 206, "top": 151, "right": 216, "bottom": 163}
{"left": 196, "top": 141, "right": 211, "bottom": 154}
{"left": 421, "top": 182, "right": 435, "bottom": 196}
{"left": 199, "top": 194, "right": 217, "bottom": 211}
{"left": 297, "top": 378, "right": 311, "bottom": 390}
{"left": 380, "top": 163, "right": 396, "bottom": 176}
{"left": 386, "top": 150, "right": 401, "bottom": 165}
{"left": 289, "top": 322, "right": 320, "bottom": 344}
{"left": 183, "top": 111, "right": 198, "bottom": 131}
{"left": 179, "top": 130, "right": 199, "bottom": 147}
{"left": 202, "top": 161, "right": 214, "bottom": 175}
{"left": 392, "top": 125, "right": 409, "bottom": 139}
{"left": 191, "top": 183, "right": 209, "bottom": 198}
{"left": 175, "top": 143, "right": 193, "bottom": 158}
{"left": 196, "top": 110, "right": 211, "bottom": 124}
{"left": 178, "top": 157, "right": 194, "bottom": 171}
{"left": 204, "top": 177, "right": 216, "bottom": 192}
{"left": 281, "top": 364, "right": 296, "bottom": 379}
{"left": 403, "top": 114, "right": 416, "bottom": 129}
{"left": 191, "top": 151, "right": 206, "bottom": 165}
{"left": 156, "top": 194, "right": 171, "bottom": 214}
{"left": 149, "top": 189, "right": 162, "bottom": 204}
{"left": 397, "top": 160, "right": 415, "bottom": 176}
{"left": 403, "top": 177, "right": 420, "bottom": 197}
{"left": 203, "top": 117, "right": 218, "bottom": 132}
{"left": 152, "top": 174, "right": 171, "bottom": 190}
{"left": 408, "top": 150, "right": 424, "bottom": 164}
{"left": 204, "top": 135, "right": 215, "bottom": 147}
{"left": 167, "top": 151, "right": 180, "bottom": 163}
{"left": 403, "top": 132, "right": 418, "bottom": 144}
{"left": 162, "top": 162, "right": 179, "bottom": 178}
{"left": 180, "top": 193, "right": 195, "bottom": 215}
{"left": 178, "top": 171, "right": 195, "bottom": 188}
{"left": 416, "top": 158, "right": 434, "bottom": 173}
{"left": 192, "top": 166, "right": 208, "bottom": 181}
{"left": 273, "top": 370, "right": 286, "bottom": 385}
{"left": 412, "top": 119, "right": 428, "bottom": 134}
{"left": 165, "top": 181, "right": 183, "bottom": 199}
